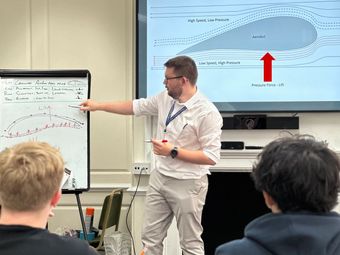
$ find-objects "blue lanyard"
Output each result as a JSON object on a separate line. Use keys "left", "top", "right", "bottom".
{"left": 164, "top": 102, "right": 187, "bottom": 132}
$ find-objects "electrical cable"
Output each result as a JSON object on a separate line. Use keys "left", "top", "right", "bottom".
{"left": 126, "top": 167, "right": 144, "bottom": 255}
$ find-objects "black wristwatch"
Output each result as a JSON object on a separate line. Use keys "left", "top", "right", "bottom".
{"left": 170, "top": 146, "right": 178, "bottom": 159}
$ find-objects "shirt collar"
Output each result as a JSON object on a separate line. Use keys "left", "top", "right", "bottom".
{"left": 175, "top": 89, "right": 200, "bottom": 110}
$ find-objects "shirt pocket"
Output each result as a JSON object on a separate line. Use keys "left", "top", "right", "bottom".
{"left": 176, "top": 122, "right": 197, "bottom": 145}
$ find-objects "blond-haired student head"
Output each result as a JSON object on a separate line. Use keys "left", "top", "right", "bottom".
{"left": 0, "top": 141, "right": 64, "bottom": 212}
{"left": 0, "top": 141, "right": 98, "bottom": 255}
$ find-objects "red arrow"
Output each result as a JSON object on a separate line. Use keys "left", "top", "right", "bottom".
{"left": 260, "top": 52, "right": 275, "bottom": 82}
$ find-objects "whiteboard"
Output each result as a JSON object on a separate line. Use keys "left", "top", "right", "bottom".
{"left": 0, "top": 70, "right": 90, "bottom": 192}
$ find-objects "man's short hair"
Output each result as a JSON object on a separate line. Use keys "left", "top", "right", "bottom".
{"left": 252, "top": 135, "right": 340, "bottom": 213}
{"left": 0, "top": 141, "right": 64, "bottom": 211}
{"left": 164, "top": 55, "right": 198, "bottom": 85}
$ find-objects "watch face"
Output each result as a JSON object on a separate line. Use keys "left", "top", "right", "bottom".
{"left": 171, "top": 147, "right": 178, "bottom": 158}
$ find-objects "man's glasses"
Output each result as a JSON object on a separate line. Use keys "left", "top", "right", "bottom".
{"left": 164, "top": 76, "right": 183, "bottom": 82}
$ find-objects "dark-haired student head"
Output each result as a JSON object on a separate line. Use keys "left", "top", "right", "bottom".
{"left": 252, "top": 135, "right": 340, "bottom": 213}
{"left": 215, "top": 135, "right": 340, "bottom": 255}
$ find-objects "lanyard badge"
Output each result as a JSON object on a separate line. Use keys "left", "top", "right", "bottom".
{"left": 163, "top": 102, "right": 187, "bottom": 138}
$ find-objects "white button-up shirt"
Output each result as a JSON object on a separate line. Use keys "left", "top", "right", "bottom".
{"left": 133, "top": 90, "right": 222, "bottom": 179}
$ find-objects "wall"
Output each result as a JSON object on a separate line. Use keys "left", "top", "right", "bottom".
{"left": 0, "top": 0, "right": 134, "bottom": 236}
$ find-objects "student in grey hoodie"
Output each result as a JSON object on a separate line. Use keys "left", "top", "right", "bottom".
{"left": 215, "top": 135, "right": 340, "bottom": 255}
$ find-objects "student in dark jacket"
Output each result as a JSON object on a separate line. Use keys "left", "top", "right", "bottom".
{"left": 215, "top": 135, "right": 340, "bottom": 255}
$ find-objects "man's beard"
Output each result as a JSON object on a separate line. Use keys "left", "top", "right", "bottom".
{"left": 168, "top": 86, "right": 182, "bottom": 99}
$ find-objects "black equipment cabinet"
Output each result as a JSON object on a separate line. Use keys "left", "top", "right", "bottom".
{"left": 202, "top": 172, "right": 270, "bottom": 255}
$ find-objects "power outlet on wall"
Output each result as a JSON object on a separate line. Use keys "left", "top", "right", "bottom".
{"left": 132, "top": 162, "right": 151, "bottom": 175}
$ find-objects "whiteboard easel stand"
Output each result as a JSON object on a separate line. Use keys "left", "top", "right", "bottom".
{"left": 75, "top": 191, "right": 88, "bottom": 240}
{"left": 62, "top": 190, "right": 88, "bottom": 240}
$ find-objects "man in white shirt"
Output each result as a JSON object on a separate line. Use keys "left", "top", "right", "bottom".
{"left": 81, "top": 55, "right": 222, "bottom": 255}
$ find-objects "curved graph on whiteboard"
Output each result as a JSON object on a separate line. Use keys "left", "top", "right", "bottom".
{"left": 2, "top": 113, "right": 84, "bottom": 138}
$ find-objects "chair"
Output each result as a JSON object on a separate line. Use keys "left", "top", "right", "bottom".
{"left": 89, "top": 189, "right": 123, "bottom": 251}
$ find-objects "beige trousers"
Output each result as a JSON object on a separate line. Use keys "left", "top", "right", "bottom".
{"left": 141, "top": 170, "right": 208, "bottom": 255}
